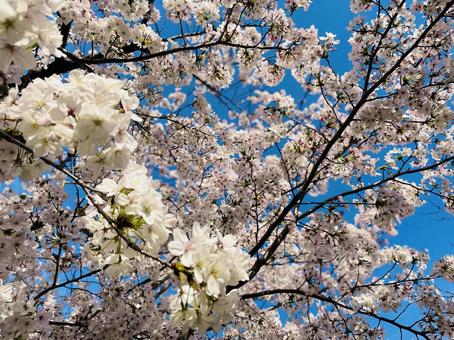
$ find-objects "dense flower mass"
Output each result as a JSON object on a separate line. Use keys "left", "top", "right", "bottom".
{"left": 433, "top": 255, "right": 454, "bottom": 282}
{"left": 82, "top": 162, "right": 174, "bottom": 276}
{"left": 0, "top": 0, "right": 66, "bottom": 72}
{"left": 169, "top": 224, "right": 250, "bottom": 333}
{"left": 0, "top": 70, "right": 139, "bottom": 179}
{"left": 0, "top": 0, "right": 452, "bottom": 338}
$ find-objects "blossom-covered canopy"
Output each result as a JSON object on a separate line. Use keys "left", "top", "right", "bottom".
{"left": 0, "top": 0, "right": 453, "bottom": 338}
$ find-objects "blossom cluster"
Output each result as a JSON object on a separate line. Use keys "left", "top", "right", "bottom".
{"left": 83, "top": 162, "right": 174, "bottom": 276}
{"left": 433, "top": 255, "right": 454, "bottom": 282}
{"left": 0, "top": 127, "right": 20, "bottom": 180}
{"left": 168, "top": 224, "right": 250, "bottom": 333}
{"left": 355, "top": 181, "right": 424, "bottom": 235}
{"left": 0, "top": 279, "right": 14, "bottom": 321}
{"left": 163, "top": 0, "right": 221, "bottom": 24}
{"left": 0, "top": 278, "right": 39, "bottom": 339}
{"left": 0, "top": 0, "right": 66, "bottom": 73}
{"left": 1, "top": 70, "right": 139, "bottom": 179}
{"left": 61, "top": 1, "right": 165, "bottom": 55}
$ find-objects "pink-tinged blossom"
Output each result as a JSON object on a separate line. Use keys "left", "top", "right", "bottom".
{"left": 0, "top": 0, "right": 452, "bottom": 338}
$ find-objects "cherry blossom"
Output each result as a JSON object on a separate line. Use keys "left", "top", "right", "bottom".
{"left": 0, "top": 0, "right": 452, "bottom": 338}
{"left": 169, "top": 224, "right": 250, "bottom": 334}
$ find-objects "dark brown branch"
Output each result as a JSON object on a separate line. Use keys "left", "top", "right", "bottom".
{"left": 20, "top": 58, "right": 92, "bottom": 90}
{"left": 34, "top": 267, "right": 104, "bottom": 301}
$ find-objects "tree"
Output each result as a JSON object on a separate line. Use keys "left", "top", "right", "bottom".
{"left": 0, "top": 0, "right": 453, "bottom": 338}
